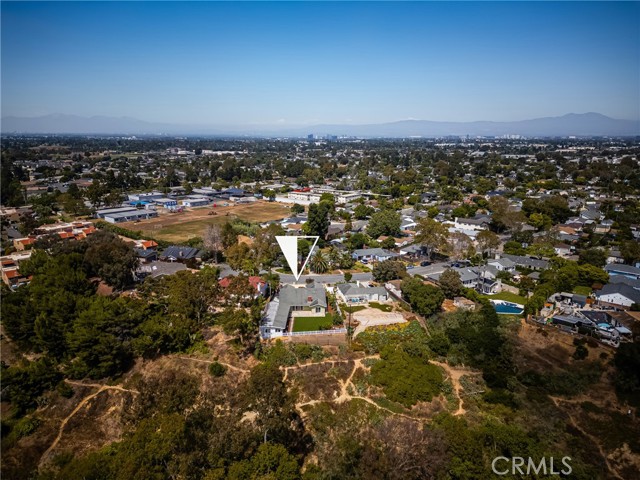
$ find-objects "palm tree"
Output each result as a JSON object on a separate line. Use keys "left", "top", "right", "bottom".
{"left": 309, "top": 251, "right": 329, "bottom": 274}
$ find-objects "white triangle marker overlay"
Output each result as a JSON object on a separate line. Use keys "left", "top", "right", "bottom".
{"left": 276, "top": 235, "right": 319, "bottom": 281}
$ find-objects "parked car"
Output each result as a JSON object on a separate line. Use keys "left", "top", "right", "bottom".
{"left": 407, "top": 264, "right": 414, "bottom": 269}
{"left": 420, "top": 260, "right": 431, "bottom": 267}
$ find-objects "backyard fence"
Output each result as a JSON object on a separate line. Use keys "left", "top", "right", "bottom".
{"left": 283, "top": 328, "right": 347, "bottom": 337}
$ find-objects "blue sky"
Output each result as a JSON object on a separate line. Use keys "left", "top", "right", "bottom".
{"left": 2, "top": 1, "right": 639, "bottom": 126}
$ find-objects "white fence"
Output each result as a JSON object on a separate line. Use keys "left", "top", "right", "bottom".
{"left": 283, "top": 328, "right": 347, "bottom": 337}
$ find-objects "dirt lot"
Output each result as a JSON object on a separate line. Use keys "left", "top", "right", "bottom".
{"left": 117, "top": 201, "right": 290, "bottom": 242}
{"left": 352, "top": 308, "right": 406, "bottom": 337}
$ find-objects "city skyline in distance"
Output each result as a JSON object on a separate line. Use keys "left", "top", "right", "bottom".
{"left": 1, "top": 1, "right": 639, "bottom": 127}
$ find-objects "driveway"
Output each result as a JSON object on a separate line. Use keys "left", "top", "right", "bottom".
{"left": 351, "top": 308, "right": 406, "bottom": 337}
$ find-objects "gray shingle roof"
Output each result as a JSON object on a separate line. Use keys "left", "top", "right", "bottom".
{"left": 605, "top": 264, "right": 640, "bottom": 277}
{"left": 337, "top": 283, "right": 388, "bottom": 298}
{"left": 352, "top": 248, "right": 396, "bottom": 258}
{"left": 161, "top": 246, "right": 201, "bottom": 260}
{"left": 270, "top": 285, "right": 327, "bottom": 330}
{"left": 597, "top": 283, "right": 640, "bottom": 304}
{"left": 501, "top": 254, "right": 549, "bottom": 270}
{"left": 608, "top": 275, "right": 640, "bottom": 289}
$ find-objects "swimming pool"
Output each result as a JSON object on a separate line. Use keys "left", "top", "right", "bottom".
{"left": 490, "top": 300, "right": 525, "bottom": 315}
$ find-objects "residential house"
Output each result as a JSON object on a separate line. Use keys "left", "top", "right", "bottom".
{"left": 453, "top": 216, "right": 490, "bottom": 231}
{"left": 606, "top": 249, "right": 625, "bottom": 265}
{"left": 487, "top": 258, "right": 516, "bottom": 273}
{"left": 605, "top": 264, "right": 640, "bottom": 280}
{"left": 1, "top": 253, "right": 32, "bottom": 288}
{"left": 554, "top": 243, "right": 573, "bottom": 257}
{"left": 13, "top": 237, "right": 36, "bottom": 251}
{"left": 352, "top": 248, "right": 398, "bottom": 263}
{"left": 500, "top": 253, "right": 549, "bottom": 271}
{"left": 336, "top": 282, "right": 389, "bottom": 304}
{"left": 400, "top": 217, "right": 418, "bottom": 231}
{"left": 160, "top": 246, "right": 202, "bottom": 263}
{"left": 596, "top": 283, "right": 640, "bottom": 309}
{"left": 260, "top": 285, "right": 327, "bottom": 338}
{"left": 608, "top": 275, "right": 640, "bottom": 289}
{"left": 135, "top": 248, "right": 158, "bottom": 263}
{"left": 399, "top": 244, "right": 425, "bottom": 258}
{"left": 454, "top": 297, "right": 476, "bottom": 311}
{"left": 137, "top": 260, "right": 188, "bottom": 279}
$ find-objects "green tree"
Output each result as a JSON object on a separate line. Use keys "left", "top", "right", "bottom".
{"left": 217, "top": 307, "right": 259, "bottom": 348}
{"left": 290, "top": 203, "right": 305, "bottom": 215}
{"left": 620, "top": 240, "right": 640, "bottom": 264}
{"left": 227, "top": 443, "right": 300, "bottom": 480}
{"left": 416, "top": 217, "right": 450, "bottom": 260}
{"left": 372, "top": 259, "right": 406, "bottom": 282}
{"left": 309, "top": 250, "right": 329, "bottom": 274}
{"left": 346, "top": 232, "right": 367, "bottom": 250}
{"left": 578, "top": 248, "right": 607, "bottom": 268}
{"left": 401, "top": 278, "right": 444, "bottom": 317}
{"left": 476, "top": 230, "right": 500, "bottom": 257}
{"left": 370, "top": 348, "right": 443, "bottom": 407}
{"left": 84, "top": 231, "right": 138, "bottom": 290}
{"left": 366, "top": 209, "right": 401, "bottom": 239}
{"left": 221, "top": 221, "right": 239, "bottom": 248}
{"left": 304, "top": 202, "right": 331, "bottom": 240}
{"left": 439, "top": 269, "right": 463, "bottom": 299}
{"left": 149, "top": 268, "right": 220, "bottom": 324}
{"left": 353, "top": 204, "right": 375, "bottom": 220}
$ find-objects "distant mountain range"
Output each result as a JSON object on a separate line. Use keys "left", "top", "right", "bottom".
{"left": 1, "top": 112, "right": 638, "bottom": 137}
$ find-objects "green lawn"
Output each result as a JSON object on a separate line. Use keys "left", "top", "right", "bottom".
{"left": 369, "top": 302, "right": 393, "bottom": 312}
{"left": 482, "top": 291, "right": 527, "bottom": 305}
{"left": 572, "top": 286, "right": 592, "bottom": 295}
{"left": 292, "top": 314, "right": 334, "bottom": 332}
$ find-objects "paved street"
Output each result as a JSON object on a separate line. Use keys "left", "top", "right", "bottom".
{"left": 278, "top": 272, "right": 373, "bottom": 284}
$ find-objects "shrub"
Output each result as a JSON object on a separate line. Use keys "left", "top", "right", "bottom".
{"left": 57, "top": 382, "right": 74, "bottom": 398}
{"left": 573, "top": 344, "right": 589, "bottom": 361}
{"left": 370, "top": 348, "right": 443, "bottom": 407}
{"left": 208, "top": 361, "right": 227, "bottom": 377}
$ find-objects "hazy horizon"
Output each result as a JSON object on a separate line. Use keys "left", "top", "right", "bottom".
{"left": 2, "top": 1, "right": 639, "bottom": 126}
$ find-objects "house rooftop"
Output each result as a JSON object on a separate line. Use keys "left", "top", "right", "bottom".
{"left": 269, "top": 285, "right": 327, "bottom": 330}
{"left": 336, "top": 283, "right": 387, "bottom": 297}
{"left": 598, "top": 283, "right": 640, "bottom": 304}
{"left": 605, "top": 264, "right": 640, "bottom": 276}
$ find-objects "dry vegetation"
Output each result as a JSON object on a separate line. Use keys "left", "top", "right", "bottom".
{"left": 117, "top": 201, "right": 290, "bottom": 242}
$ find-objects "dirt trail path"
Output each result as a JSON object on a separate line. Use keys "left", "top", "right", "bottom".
{"left": 430, "top": 360, "right": 475, "bottom": 416}
{"left": 289, "top": 355, "right": 473, "bottom": 422}
{"left": 39, "top": 383, "right": 139, "bottom": 467}
{"left": 550, "top": 396, "right": 625, "bottom": 480}
{"left": 294, "top": 356, "right": 420, "bottom": 422}
{"left": 175, "top": 356, "right": 249, "bottom": 374}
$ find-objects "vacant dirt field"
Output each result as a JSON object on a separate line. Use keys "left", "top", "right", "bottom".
{"left": 352, "top": 308, "right": 407, "bottom": 336}
{"left": 118, "top": 201, "right": 290, "bottom": 242}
